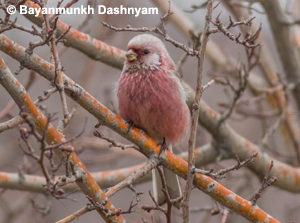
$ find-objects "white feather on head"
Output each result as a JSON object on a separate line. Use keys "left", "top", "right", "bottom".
{"left": 127, "top": 34, "right": 167, "bottom": 51}
{"left": 126, "top": 34, "right": 175, "bottom": 71}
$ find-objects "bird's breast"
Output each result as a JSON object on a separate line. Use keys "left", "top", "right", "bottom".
{"left": 118, "top": 71, "right": 190, "bottom": 144}
{"left": 120, "top": 71, "right": 168, "bottom": 105}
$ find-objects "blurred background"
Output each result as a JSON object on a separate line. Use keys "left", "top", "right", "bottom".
{"left": 0, "top": 0, "right": 299, "bottom": 222}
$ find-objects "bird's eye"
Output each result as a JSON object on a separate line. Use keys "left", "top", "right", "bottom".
{"left": 143, "top": 50, "right": 150, "bottom": 55}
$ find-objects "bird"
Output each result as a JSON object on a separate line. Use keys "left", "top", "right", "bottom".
{"left": 117, "top": 34, "right": 190, "bottom": 206}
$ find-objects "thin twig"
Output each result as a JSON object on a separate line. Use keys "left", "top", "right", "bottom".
{"left": 105, "top": 158, "right": 159, "bottom": 198}
{"left": 182, "top": 1, "right": 213, "bottom": 223}
{"left": 0, "top": 71, "right": 38, "bottom": 120}
{"left": 102, "top": 22, "right": 198, "bottom": 56}
{"left": 193, "top": 153, "right": 257, "bottom": 179}
{"left": 56, "top": 204, "right": 95, "bottom": 223}
{"left": 217, "top": 66, "right": 249, "bottom": 127}
{"left": 260, "top": 113, "right": 285, "bottom": 153}
{"left": 250, "top": 160, "right": 277, "bottom": 205}
{"left": 42, "top": 1, "right": 70, "bottom": 132}
{"left": 93, "top": 130, "right": 139, "bottom": 151}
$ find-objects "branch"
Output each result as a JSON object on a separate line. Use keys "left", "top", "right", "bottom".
{"left": 182, "top": 1, "right": 213, "bottom": 222}
{"left": 93, "top": 130, "right": 139, "bottom": 151}
{"left": 216, "top": 65, "right": 250, "bottom": 127}
{"left": 9, "top": 0, "right": 125, "bottom": 69}
{"left": 155, "top": 0, "right": 300, "bottom": 166}
{"left": 0, "top": 35, "right": 279, "bottom": 222}
{"left": 250, "top": 160, "right": 277, "bottom": 205}
{"left": 224, "top": 0, "right": 300, "bottom": 165}
{"left": 105, "top": 157, "right": 159, "bottom": 198}
{"left": 149, "top": 167, "right": 183, "bottom": 223}
{"left": 209, "top": 14, "right": 261, "bottom": 48}
{"left": 194, "top": 153, "right": 257, "bottom": 178}
{"left": 0, "top": 115, "right": 24, "bottom": 133}
{"left": 41, "top": 5, "right": 70, "bottom": 132}
{"left": 55, "top": 204, "right": 95, "bottom": 223}
{"left": 0, "top": 144, "right": 219, "bottom": 194}
{"left": 0, "top": 57, "right": 125, "bottom": 223}
{"left": 1, "top": 31, "right": 300, "bottom": 194}
{"left": 259, "top": 0, "right": 300, "bottom": 111}
{"left": 0, "top": 70, "right": 38, "bottom": 120}
{"left": 102, "top": 22, "right": 197, "bottom": 56}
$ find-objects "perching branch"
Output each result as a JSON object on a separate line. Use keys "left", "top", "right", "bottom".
{"left": 0, "top": 56, "right": 126, "bottom": 223}
{"left": 0, "top": 35, "right": 280, "bottom": 222}
{"left": 0, "top": 1, "right": 298, "bottom": 221}
{"left": 0, "top": 25, "right": 299, "bottom": 194}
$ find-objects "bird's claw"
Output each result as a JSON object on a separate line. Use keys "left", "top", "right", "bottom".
{"left": 126, "top": 120, "right": 135, "bottom": 133}
{"left": 191, "top": 166, "right": 196, "bottom": 174}
{"left": 158, "top": 137, "right": 167, "bottom": 157}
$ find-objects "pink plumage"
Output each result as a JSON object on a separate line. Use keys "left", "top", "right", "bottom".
{"left": 118, "top": 34, "right": 190, "bottom": 206}
{"left": 117, "top": 34, "right": 190, "bottom": 146}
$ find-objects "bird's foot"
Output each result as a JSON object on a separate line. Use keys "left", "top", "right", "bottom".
{"left": 158, "top": 137, "right": 167, "bottom": 157}
{"left": 126, "top": 120, "right": 135, "bottom": 133}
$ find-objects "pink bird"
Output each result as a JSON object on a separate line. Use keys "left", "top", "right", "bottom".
{"left": 117, "top": 34, "right": 190, "bottom": 205}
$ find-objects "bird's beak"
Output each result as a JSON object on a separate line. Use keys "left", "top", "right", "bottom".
{"left": 126, "top": 50, "right": 137, "bottom": 62}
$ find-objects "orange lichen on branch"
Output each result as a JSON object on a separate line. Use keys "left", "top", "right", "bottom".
{"left": 0, "top": 35, "right": 17, "bottom": 55}
{"left": 296, "top": 36, "right": 300, "bottom": 47}
{"left": 25, "top": 0, "right": 42, "bottom": 16}
{"left": 158, "top": 147, "right": 279, "bottom": 222}
{"left": 0, "top": 34, "right": 282, "bottom": 222}
{"left": 81, "top": 91, "right": 279, "bottom": 222}
{"left": 194, "top": 175, "right": 277, "bottom": 222}
{"left": 0, "top": 163, "right": 149, "bottom": 194}
{"left": 245, "top": 138, "right": 300, "bottom": 189}
{"left": 57, "top": 21, "right": 88, "bottom": 42}
{"left": 0, "top": 57, "right": 7, "bottom": 70}
{"left": 18, "top": 0, "right": 300, "bottom": 157}
{"left": 21, "top": 0, "right": 125, "bottom": 69}
{"left": 0, "top": 173, "right": 9, "bottom": 184}
{"left": 294, "top": 27, "right": 300, "bottom": 47}
{"left": 74, "top": 85, "right": 279, "bottom": 222}
{"left": 0, "top": 57, "right": 125, "bottom": 223}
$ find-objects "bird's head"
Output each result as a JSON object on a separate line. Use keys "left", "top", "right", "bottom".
{"left": 124, "top": 34, "right": 174, "bottom": 72}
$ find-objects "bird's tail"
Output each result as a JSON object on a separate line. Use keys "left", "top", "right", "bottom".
{"left": 152, "top": 145, "right": 182, "bottom": 208}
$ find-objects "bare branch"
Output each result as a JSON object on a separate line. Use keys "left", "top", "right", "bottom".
{"left": 182, "top": 1, "right": 213, "bottom": 222}
{"left": 250, "top": 161, "right": 277, "bottom": 205}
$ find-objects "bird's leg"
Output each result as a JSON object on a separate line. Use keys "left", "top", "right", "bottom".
{"left": 158, "top": 137, "right": 167, "bottom": 157}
